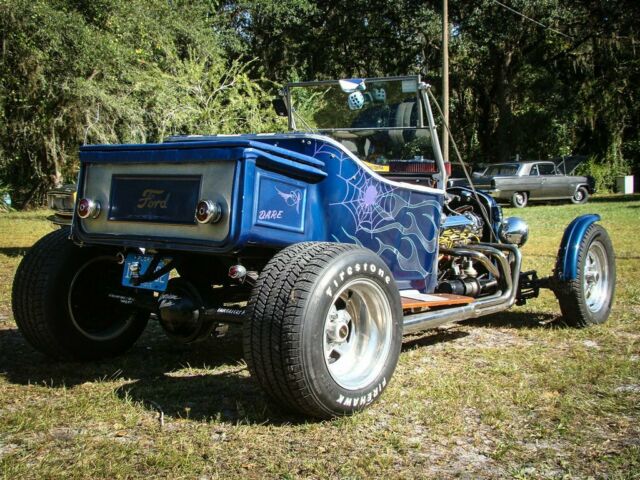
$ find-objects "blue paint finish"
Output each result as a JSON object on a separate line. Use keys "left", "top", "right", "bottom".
{"left": 309, "top": 140, "right": 443, "bottom": 292}
{"left": 246, "top": 147, "right": 327, "bottom": 182}
{"left": 80, "top": 139, "right": 325, "bottom": 170}
{"left": 237, "top": 156, "right": 324, "bottom": 248}
{"left": 557, "top": 214, "right": 601, "bottom": 280}
{"left": 254, "top": 172, "right": 307, "bottom": 233}
{"left": 75, "top": 133, "right": 446, "bottom": 291}
{"left": 80, "top": 145, "right": 243, "bottom": 164}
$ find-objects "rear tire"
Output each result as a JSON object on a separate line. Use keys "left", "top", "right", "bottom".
{"left": 571, "top": 186, "right": 589, "bottom": 204}
{"left": 12, "top": 229, "right": 149, "bottom": 360}
{"left": 244, "top": 242, "right": 403, "bottom": 419}
{"left": 511, "top": 191, "right": 528, "bottom": 208}
{"left": 555, "top": 224, "right": 615, "bottom": 327}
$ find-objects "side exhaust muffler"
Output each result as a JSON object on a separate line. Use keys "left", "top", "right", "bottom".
{"left": 403, "top": 243, "right": 521, "bottom": 335}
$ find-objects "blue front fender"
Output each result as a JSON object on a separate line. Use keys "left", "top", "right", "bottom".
{"left": 557, "top": 214, "right": 601, "bottom": 281}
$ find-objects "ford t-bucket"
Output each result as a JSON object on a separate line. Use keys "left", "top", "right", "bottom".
{"left": 12, "top": 76, "right": 616, "bottom": 419}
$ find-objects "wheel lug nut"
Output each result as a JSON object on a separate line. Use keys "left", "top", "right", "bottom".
{"left": 338, "top": 325, "right": 349, "bottom": 340}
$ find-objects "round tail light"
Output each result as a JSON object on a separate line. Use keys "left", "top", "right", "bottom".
{"left": 77, "top": 198, "right": 101, "bottom": 219}
{"left": 195, "top": 200, "right": 222, "bottom": 224}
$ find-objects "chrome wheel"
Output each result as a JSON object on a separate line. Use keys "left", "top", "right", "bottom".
{"left": 583, "top": 241, "right": 609, "bottom": 313}
{"left": 555, "top": 224, "right": 615, "bottom": 327}
{"left": 245, "top": 242, "right": 402, "bottom": 418}
{"left": 572, "top": 187, "right": 589, "bottom": 204}
{"left": 511, "top": 192, "right": 527, "bottom": 208}
{"left": 323, "top": 278, "right": 393, "bottom": 391}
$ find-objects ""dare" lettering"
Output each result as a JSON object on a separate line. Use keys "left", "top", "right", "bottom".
{"left": 258, "top": 209, "right": 284, "bottom": 220}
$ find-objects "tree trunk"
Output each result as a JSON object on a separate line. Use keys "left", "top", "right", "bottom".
{"left": 493, "top": 50, "right": 514, "bottom": 163}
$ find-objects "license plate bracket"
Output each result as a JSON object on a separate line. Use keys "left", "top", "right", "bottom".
{"left": 121, "top": 253, "right": 171, "bottom": 291}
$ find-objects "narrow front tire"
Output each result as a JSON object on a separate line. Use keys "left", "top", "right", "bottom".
{"left": 555, "top": 224, "right": 615, "bottom": 327}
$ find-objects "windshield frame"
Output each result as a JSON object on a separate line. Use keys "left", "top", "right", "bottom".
{"left": 284, "top": 75, "right": 424, "bottom": 132}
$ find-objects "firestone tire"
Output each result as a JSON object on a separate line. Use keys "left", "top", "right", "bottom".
{"left": 12, "top": 229, "right": 149, "bottom": 360}
{"left": 555, "top": 224, "right": 615, "bottom": 327}
{"left": 571, "top": 186, "right": 589, "bottom": 205}
{"left": 510, "top": 191, "right": 528, "bottom": 208}
{"left": 243, "top": 242, "right": 403, "bottom": 419}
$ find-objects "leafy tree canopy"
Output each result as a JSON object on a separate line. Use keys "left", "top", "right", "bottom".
{"left": 1, "top": 0, "right": 638, "bottom": 205}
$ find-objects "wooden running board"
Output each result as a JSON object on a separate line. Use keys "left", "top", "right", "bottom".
{"left": 401, "top": 291, "right": 474, "bottom": 313}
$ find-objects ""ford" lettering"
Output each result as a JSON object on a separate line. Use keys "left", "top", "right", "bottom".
{"left": 137, "top": 189, "right": 171, "bottom": 209}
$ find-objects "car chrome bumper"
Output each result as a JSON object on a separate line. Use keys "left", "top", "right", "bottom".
{"left": 486, "top": 189, "right": 510, "bottom": 201}
{"left": 47, "top": 187, "right": 76, "bottom": 227}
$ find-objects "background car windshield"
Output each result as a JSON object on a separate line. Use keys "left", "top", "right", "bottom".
{"left": 537, "top": 163, "right": 557, "bottom": 175}
{"left": 484, "top": 164, "right": 519, "bottom": 176}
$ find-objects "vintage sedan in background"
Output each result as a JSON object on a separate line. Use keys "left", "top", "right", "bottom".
{"left": 47, "top": 184, "right": 76, "bottom": 226}
{"left": 449, "top": 161, "right": 595, "bottom": 208}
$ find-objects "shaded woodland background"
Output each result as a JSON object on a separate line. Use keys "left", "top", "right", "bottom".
{"left": 1, "top": 0, "right": 638, "bottom": 207}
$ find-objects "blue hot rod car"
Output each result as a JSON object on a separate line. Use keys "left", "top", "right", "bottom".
{"left": 12, "top": 76, "right": 615, "bottom": 418}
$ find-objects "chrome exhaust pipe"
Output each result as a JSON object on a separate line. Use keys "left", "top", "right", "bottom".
{"left": 439, "top": 247, "right": 501, "bottom": 279}
{"left": 403, "top": 243, "right": 521, "bottom": 335}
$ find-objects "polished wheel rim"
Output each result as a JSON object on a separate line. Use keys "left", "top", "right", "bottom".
{"left": 583, "top": 241, "right": 609, "bottom": 313}
{"left": 68, "top": 257, "right": 136, "bottom": 341}
{"left": 574, "top": 189, "right": 584, "bottom": 202}
{"left": 514, "top": 193, "right": 525, "bottom": 206}
{"left": 323, "top": 278, "right": 393, "bottom": 391}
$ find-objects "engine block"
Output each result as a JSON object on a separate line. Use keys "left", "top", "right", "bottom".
{"left": 439, "top": 213, "right": 483, "bottom": 248}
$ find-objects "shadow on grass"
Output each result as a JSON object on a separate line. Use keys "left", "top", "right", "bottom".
{"left": 402, "top": 329, "right": 470, "bottom": 350}
{"left": 0, "top": 323, "right": 307, "bottom": 425}
{"left": 589, "top": 194, "right": 640, "bottom": 204}
{"left": 460, "top": 309, "right": 565, "bottom": 329}
{"left": 402, "top": 310, "right": 565, "bottom": 350}
{"left": 0, "top": 309, "right": 567, "bottom": 424}
{"left": 0, "top": 247, "right": 30, "bottom": 257}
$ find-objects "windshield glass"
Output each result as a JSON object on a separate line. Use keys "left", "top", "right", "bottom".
{"left": 484, "top": 164, "right": 520, "bottom": 176}
{"left": 287, "top": 77, "right": 434, "bottom": 167}
{"left": 537, "top": 163, "right": 557, "bottom": 175}
{"left": 288, "top": 78, "right": 421, "bottom": 130}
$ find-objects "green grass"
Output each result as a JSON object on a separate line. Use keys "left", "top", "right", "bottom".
{"left": 1, "top": 195, "right": 639, "bottom": 479}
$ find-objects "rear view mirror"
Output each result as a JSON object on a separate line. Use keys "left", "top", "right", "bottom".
{"left": 339, "top": 78, "right": 366, "bottom": 93}
{"left": 272, "top": 98, "right": 288, "bottom": 117}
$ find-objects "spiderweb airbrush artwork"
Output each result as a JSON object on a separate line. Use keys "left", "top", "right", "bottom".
{"left": 332, "top": 165, "right": 399, "bottom": 234}
{"left": 311, "top": 140, "right": 442, "bottom": 287}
